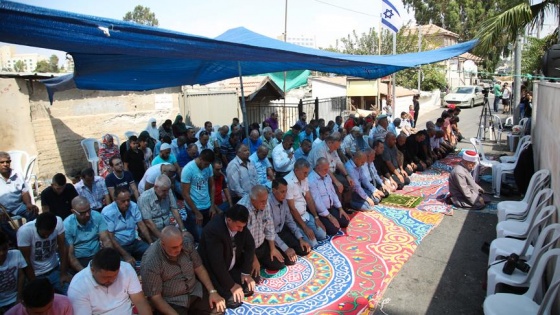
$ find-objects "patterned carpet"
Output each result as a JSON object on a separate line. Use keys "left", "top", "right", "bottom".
{"left": 227, "top": 208, "right": 444, "bottom": 315}
{"left": 222, "top": 156, "right": 465, "bottom": 314}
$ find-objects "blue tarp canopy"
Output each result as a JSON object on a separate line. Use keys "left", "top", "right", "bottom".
{"left": 0, "top": 0, "right": 477, "bottom": 93}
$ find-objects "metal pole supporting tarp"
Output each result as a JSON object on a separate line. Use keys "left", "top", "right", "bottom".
{"left": 392, "top": 32, "right": 396, "bottom": 116}
{"left": 238, "top": 62, "right": 249, "bottom": 138}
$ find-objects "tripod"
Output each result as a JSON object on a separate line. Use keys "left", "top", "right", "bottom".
{"left": 476, "top": 94, "right": 496, "bottom": 141}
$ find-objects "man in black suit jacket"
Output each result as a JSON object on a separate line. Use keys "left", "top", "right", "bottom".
{"left": 198, "top": 204, "right": 256, "bottom": 309}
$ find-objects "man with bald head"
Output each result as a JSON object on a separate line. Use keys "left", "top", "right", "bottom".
{"left": 227, "top": 144, "right": 258, "bottom": 203}
{"left": 308, "top": 157, "right": 350, "bottom": 235}
{"left": 141, "top": 226, "right": 226, "bottom": 315}
{"left": 64, "top": 196, "right": 113, "bottom": 272}
{"left": 238, "top": 185, "right": 286, "bottom": 277}
{"left": 242, "top": 130, "right": 263, "bottom": 155}
{"left": 249, "top": 145, "right": 274, "bottom": 189}
{"left": 381, "top": 132, "right": 410, "bottom": 190}
{"left": 345, "top": 151, "right": 384, "bottom": 210}
{"left": 138, "top": 174, "right": 187, "bottom": 240}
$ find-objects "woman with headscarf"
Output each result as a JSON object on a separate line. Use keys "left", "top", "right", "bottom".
{"left": 158, "top": 119, "right": 174, "bottom": 140}
{"left": 97, "top": 134, "right": 120, "bottom": 178}
{"left": 145, "top": 118, "right": 159, "bottom": 141}
{"left": 172, "top": 114, "right": 187, "bottom": 138}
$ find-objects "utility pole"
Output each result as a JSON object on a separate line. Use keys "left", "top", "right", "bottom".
{"left": 282, "top": 0, "right": 288, "bottom": 130}
{"left": 513, "top": 35, "right": 522, "bottom": 124}
{"left": 417, "top": 25, "right": 422, "bottom": 93}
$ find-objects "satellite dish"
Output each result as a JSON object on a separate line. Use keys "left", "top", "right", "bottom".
{"left": 463, "top": 60, "right": 477, "bottom": 74}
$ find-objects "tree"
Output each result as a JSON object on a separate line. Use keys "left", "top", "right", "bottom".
{"left": 475, "top": 0, "right": 559, "bottom": 55}
{"left": 402, "top": 0, "right": 525, "bottom": 72}
{"left": 13, "top": 60, "right": 25, "bottom": 72}
{"left": 328, "top": 26, "right": 447, "bottom": 91}
{"left": 123, "top": 5, "right": 159, "bottom": 27}
{"left": 35, "top": 60, "right": 50, "bottom": 73}
{"left": 48, "top": 54, "right": 59, "bottom": 73}
{"left": 521, "top": 34, "right": 556, "bottom": 76}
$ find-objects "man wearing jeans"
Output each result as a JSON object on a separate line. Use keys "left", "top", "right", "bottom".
{"left": 102, "top": 188, "right": 152, "bottom": 265}
{"left": 181, "top": 149, "right": 217, "bottom": 242}
{"left": 284, "top": 159, "right": 327, "bottom": 247}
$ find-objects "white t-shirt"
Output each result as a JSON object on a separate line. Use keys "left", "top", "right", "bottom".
{"left": 284, "top": 171, "right": 310, "bottom": 221}
{"left": 138, "top": 164, "right": 163, "bottom": 194}
{"left": 0, "top": 250, "right": 27, "bottom": 306}
{"left": 502, "top": 87, "right": 511, "bottom": 99}
{"left": 16, "top": 217, "right": 64, "bottom": 276}
{"left": 68, "top": 262, "right": 142, "bottom": 315}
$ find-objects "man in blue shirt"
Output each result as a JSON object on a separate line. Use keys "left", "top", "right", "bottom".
{"left": 64, "top": 196, "right": 112, "bottom": 272}
{"left": 249, "top": 146, "right": 273, "bottom": 189}
{"left": 101, "top": 187, "right": 152, "bottom": 264}
{"left": 181, "top": 149, "right": 217, "bottom": 242}
{"left": 294, "top": 139, "right": 312, "bottom": 161}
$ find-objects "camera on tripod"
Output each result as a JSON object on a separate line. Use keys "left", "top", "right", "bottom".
{"left": 482, "top": 88, "right": 490, "bottom": 97}
{"left": 502, "top": 253, "right": 531, "bottom": 275}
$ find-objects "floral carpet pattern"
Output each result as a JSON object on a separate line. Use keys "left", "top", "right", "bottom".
{"left": 228, "top": 208, "right": 444, "bottom": 315}
{"left": 225, "top": 156, "right": 465, "bottom": 314}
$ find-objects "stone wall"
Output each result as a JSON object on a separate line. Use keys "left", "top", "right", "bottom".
{"left": 1, "top": 77, "right": 182, "bottom": 182}
{"left": 532, "top": 81, "right": 560, "bottom": 212}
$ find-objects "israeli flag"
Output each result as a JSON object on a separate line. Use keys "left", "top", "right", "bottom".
{"left": 381, "top": 0, "right": 403, "bottom": 33}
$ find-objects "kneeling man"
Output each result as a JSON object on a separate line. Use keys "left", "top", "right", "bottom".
{"left": 448, "top": 150, "right": 491, "bottom": 210}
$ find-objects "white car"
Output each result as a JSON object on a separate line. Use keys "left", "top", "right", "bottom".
{"left": 443, "top": 86, "right": 485, "bottom": 108}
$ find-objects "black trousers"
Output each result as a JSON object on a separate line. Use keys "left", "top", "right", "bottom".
{"left": 255, "top": 241, "right": 288, "bottom": 271}
{"left": 318, "top": 207, "right": 350, "bottom": 236}
{"left": 391, "top": 173, "right": 410, "bottom": 190}
{"left": 277, "top": 226, "right": 310, "bottom": 256}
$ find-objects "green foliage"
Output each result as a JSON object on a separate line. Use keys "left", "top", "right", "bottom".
{"left": 521, "top": 35, "right": 555, "bottom": 76}
{"left": 34, "top": 60, "right": 49, "bottom": 73}
{"left": 402, "top": 0, "right": 525, "bottom": 72}
{"left": 13, "top": 60, "right": 25, "bottom": 72}
{"left": 48, "top": 54, "right": 59, "bottom": 73}
{"left": 328, "top": 26, "right": 447, "bottom": 91}
{"left": 123, "top": 5, "right": 159, "bottom": 27}
{"left": 475, "top": 0, "right": 560, "bottom": 72}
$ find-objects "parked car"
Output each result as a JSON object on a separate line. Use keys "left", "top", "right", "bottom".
{"left": 479, "top": 79, "right": 493, "bottom": 89}
{"left": 443, "top": 86, "right": 485, "bottom": 108}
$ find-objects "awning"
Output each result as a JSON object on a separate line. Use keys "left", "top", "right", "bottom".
{"left": 0, "top": 0, "right": 478, "bottom": 94}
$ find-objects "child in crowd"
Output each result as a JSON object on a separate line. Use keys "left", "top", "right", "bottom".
{"left": 123, "top": 135, "right": 146, "bottom": 184}
{"left": 408, "top": 105, "right": 416, "bottom": 127}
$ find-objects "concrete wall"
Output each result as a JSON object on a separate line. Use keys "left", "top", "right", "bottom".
{"left": 311, "top": 81, "right": 346, "bottom": 99}
{"left": 0, "top": 77, "right": 183, "bottom": 182}
{"left": 532, "top": 82, "right": 560, "bottom": 212}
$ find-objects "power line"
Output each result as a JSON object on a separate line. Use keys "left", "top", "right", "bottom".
{"left": 311, "top": 0, "right": 378, "bottom": 17}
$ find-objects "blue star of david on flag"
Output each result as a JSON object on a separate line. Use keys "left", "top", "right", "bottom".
{"left": 381, "top": 0, "right": 403, "bottom": 33}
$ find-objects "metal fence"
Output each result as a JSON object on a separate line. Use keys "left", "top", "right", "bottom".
{"left": 246, "top": 97, "right": 346, "bottom": 131}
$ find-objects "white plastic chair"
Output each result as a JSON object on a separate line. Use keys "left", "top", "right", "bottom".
{"left": 497, "top": 169, "right": 551, "bottom": 222}
{"left": 7, "top": 150, "right": 38, "bottom": 205}
{"left": 489, "top": 217, "right": 558, "bottom": 267}
{"left": 483, "top": 248, "right": 560, "bottom": 315}
{"left": 470, "top": 137, "right": 500, "bottom": 182}
{"left": 492, "top": 140, "right": 531, "bottom": 197}
{"left": 496, "top": 190, "right": 554, "bottom": 238}
{"left": 486, "top": 222, "right": 560, "bottom": 296}
{"left": 504, "top": 116, "right": 513, "bottom": 128}
{"left": 80, "top": 138, "right": 101, "bottom": 176}
{"left": 518, "top": 117, "right": 529, "bottom": 135}
{"left": 492, "top": 115, "right": 504, "bottom": 145}
{"left": 499, "top": 135, "right": 531, "bottom": 163}
{"left": 124, "top": 131, "right": 138, "bottom": 139}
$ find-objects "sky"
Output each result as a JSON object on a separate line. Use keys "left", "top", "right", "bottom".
{"left": 1, "top": 0, "right": 556, "bottom": 65}
{"left": 1, "top": 0, "right": 414, "bottom": 63}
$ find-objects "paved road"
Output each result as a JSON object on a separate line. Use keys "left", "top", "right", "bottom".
{"left": 373, "top": 102, "right": 507, "bottom": 315}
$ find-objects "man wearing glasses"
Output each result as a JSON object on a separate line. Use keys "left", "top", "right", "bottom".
{"left": 0, "top": 151, "right": 38, "bottom": 243}
{"left": 63, "top": 196, "right": 113, "bottom": 272}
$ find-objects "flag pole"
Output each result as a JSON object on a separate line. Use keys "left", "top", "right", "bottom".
{"left": 377, "top": 19, "right": 382, "bottom": 111}
{"left": 392, "top": 32, "right": 396, "bottom": 116}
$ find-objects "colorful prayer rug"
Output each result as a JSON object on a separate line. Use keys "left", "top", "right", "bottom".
{"left": 380, "top": 194, "right": 423, "bottom": 208}
{"left": 227, "top": 208, "right": 443, "bottom": 315}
